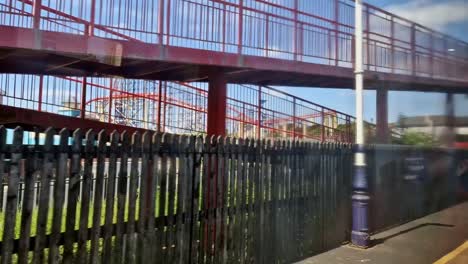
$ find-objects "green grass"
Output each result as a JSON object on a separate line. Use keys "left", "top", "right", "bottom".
{"left": 0, "top": 202, "right": 114, "bottom": 240}
{"left": 0, "top": 185, "right": 181, "bottom": 241}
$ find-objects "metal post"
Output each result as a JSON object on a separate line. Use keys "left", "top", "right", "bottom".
{"left": 88, "top": 0, "right": 96, "bottom": 36}
{"left": 293, "top": 0, "right": 298, "bottom": 61}
{"left": 257, "top": 86, "right": 262, "bottom": 139}
{"left": 365, "top": 5, "right": 370, "bottom": 70}
{"left": 299, "top": 22, "right": 303, "bottom": 61}
{"left": 166, "top": 0, "right": 172, "bottom": 45}
{"left": 411, "top": 24, "right": 416, "bottom": 76}
{"left": 352, "top": 34, "right": 356, "bottom": 66}
{"left": 334, "top": 0, "right": 339, "bottom": 66}
{"left": 33, "top": 0, "right": 42, "bottom": 29}
{"left": 328, "top": 29, "right": 332, "bottom": 64}
{"left": 81, "top": 77, "right": 87, "bottom": 119}
{"left": 390, "top": 17, "right": 395, "bottom": 73}
{"left": 108, "top": 79, "right": 113, "bottom": 123}
{"left": 157, "top": 81, "right": 163, "bottom": 132}
{"left": 443, "top": 39, "right": 448, "bottom": 78}
{"left": 242, "top": 103, "right": 246, "bottom": 138}
{"left": 293, "top": 98, "right": 296, "bottom": 139}
{"left": 445, "top": 92, "right": 457, "bottom": 206}
{"left": 429, "top": 33, "right": 434, "bottom": 77}
{"left": 376, "top": 85, "right": 389, "bottom": 143}
{"left": 37, "top": 75, "right": 43, "bottom": 112}
{"left": 445, "top": 93, "right": 455, "bottom": 148}
{"left": 352, "top": 0, "right": 370, "bottom": 248}
{"left": 158, "top": 0, "right": 165, "bottom": 45}
{"left": 162, "top": 82, "right": 168, "bottom": 132}
{"left": 265, "top": 15, "right": 269, "bottom": 57}
{"left": 346, "top": 116, "right": 352, "bottom": 143}
{"left": 321, "top": 110, "right": 325, "bottom": 142}
{"left": 143, "top": 87, "right": 149, "bottom": 130}
{"left": 222, "top": 4, "right": 226, "bottom": 53}
{"left": 238, "top": 0, "right": 244, "bottom": 55}
{"left": 207, "top": 72, "right": 227, "bottom": 136}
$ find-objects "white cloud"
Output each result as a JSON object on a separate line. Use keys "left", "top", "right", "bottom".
{"left": 385, "top": 0, "right": 468, "bottom": 31}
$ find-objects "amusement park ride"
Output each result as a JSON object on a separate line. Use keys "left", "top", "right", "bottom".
{"left": 0, "top": 74, "right": 351, "bottom": 142}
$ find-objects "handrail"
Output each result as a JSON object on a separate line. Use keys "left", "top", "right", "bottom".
{"left": 4, "top": 74, "right": 355, "bottom": 141}
{"left": 4, "top": 0, "right": 467, "bottom": 81}
{"left": 362, "top": 2, "right": 468, "bottom": 47}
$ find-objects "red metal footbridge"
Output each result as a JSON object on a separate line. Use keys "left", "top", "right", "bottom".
{"left": 0, "top": 0, "right": 467, "bottom": 140}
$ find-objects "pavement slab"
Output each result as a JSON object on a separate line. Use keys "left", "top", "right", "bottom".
{"left": 296, "top": 202, "right": 468, "bottom": 264}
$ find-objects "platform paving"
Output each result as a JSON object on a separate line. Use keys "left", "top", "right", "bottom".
{"left": 297, "top": 202, "right": 468, "bottom": 264}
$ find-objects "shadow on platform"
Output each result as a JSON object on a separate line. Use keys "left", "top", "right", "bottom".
{"left": 372, "top": 222, "right": 455, "bottom": 246}
{"left": 297, "top": 202, "right": 468, "bottom": 264}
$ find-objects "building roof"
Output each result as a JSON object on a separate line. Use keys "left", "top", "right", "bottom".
{"left": 392, "top": 115, "right": 468, "bottom": 128}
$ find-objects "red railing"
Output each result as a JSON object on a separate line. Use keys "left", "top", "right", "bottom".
{"left": 0, "top": 74, "right": 356, "bottom": 142}
{"left": 0, "top": 0, "right": 466, "bottom": 82}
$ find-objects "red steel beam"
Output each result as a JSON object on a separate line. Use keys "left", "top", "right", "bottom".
{"left": 237, "top": 0, "right": 244, "bottom": 55}
{"left": 207, "top": 73, "right": 227, "bottom": 136}
{"left": 376, "top": 86, "right": 389, "bottom": 143}
{"left": 81, "top": 77, "right": 87, "bottom": 119}
{"left": 32, "top": 0, "right": 41, "bottom": 29}
{"left": 88, "top": 0, "right": 96, "bottom": 37}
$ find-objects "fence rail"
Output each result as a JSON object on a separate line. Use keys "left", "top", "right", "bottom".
{"left": 0, "top": 126, "right": 353, "bottom": 263}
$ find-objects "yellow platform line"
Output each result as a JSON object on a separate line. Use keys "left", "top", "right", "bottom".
{"left": 434, "top": 241, "right": 468, "bottom": 264}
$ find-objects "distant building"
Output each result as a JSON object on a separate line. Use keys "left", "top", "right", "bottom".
{"left": 58, "top": 98, "right": 81, "bottom": 117}
{"left": 391, "top": 115, "right": 468, "bottom": 145}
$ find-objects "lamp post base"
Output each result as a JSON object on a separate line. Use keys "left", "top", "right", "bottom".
{"left": 351, "top": 145, "right": 371, "bottom": 248}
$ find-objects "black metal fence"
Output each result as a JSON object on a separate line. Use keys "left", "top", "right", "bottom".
{"left": 0, "top": 126, "right": 353, "bottom": 263}
{"left": 0, "top": 126, "right": 463, "bottom": 263}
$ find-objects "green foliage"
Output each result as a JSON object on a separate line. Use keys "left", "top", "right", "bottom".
{"left": 399, "top": 131, "right": 437, "bottom": 146}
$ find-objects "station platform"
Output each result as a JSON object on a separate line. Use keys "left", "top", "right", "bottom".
{"left": 297, "top": 201, "right": 468, "bottom": 264}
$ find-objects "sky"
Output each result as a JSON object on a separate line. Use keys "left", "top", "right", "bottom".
{"left": 283, "top": 0, "right": 468, "bottom": 123}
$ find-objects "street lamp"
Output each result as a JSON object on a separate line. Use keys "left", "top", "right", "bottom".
{"left": 351, "top": 0, "right": 371, "bottom": 248}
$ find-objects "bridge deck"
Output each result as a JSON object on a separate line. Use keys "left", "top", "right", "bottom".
{"left": 0, "top": 0, "right": 467, "bottom": 92}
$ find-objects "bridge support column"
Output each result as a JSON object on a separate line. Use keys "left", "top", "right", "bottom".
{"left": 207, "top": 73, "right": 227, "bottom": 136}
{"left": 206, "top": 72, "right": 227, "bottom": 252}
{"left": 445, "top": 93, "right": 455, "bottom": 147}
{"left": 376, "top": 86, "right": 389, "bottom": 143}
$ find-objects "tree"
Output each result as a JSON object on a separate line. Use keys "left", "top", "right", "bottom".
{"left": 399, "top": 131, "right": 437, "bottom": 146}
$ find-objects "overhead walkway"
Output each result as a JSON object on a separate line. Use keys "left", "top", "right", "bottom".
{"left": 0, "top": 0, "right": 467, "bottom": 92}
